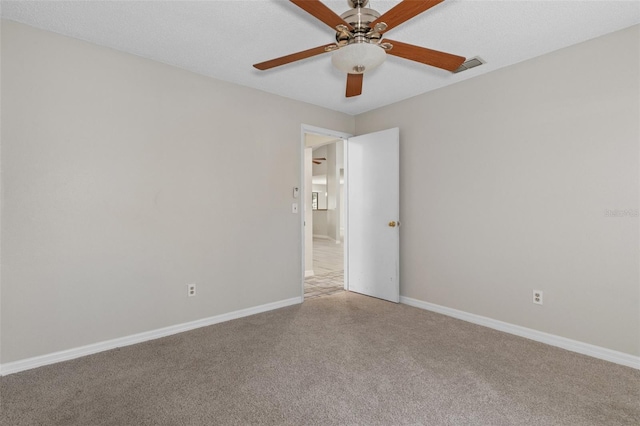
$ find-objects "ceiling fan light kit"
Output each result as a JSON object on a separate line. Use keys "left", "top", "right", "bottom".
{"left": 332, "top": 42, "right": 386, "bottom": 74}
{"left": 254, "top": 0, "right": 467, "bottom": 98}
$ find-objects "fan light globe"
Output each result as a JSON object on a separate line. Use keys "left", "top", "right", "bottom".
{"left": 331, "top": 43, "right": 386, "bottom": 74}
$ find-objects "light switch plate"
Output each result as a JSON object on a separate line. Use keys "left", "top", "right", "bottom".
{"left": 292, "top": 203, "right": 298, "bottom": 213}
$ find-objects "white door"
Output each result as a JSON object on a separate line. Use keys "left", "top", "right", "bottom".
{"left": 346, "top": 128, "right": 399, "bottom": 303}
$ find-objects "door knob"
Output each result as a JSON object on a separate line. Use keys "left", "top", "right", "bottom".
{"left": 388, "top": 221, "right": 397, "bottom": 228}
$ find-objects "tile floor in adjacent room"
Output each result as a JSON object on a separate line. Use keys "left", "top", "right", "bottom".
{"left": 305, "top": 237, "right": 344, "bottom": 300}
{"left": 304, "top": 270, "right": 344, "bottom": 299}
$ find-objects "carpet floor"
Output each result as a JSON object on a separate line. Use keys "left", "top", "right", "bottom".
{"left": 1, "top": 292, "right": 638, "bottom": 425}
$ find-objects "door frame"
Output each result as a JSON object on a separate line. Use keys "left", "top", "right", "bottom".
{"left": 300, "top": 124, "right": 352, "bottom": 300}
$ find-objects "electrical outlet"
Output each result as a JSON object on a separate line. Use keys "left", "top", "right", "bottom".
{"left": 187, "top": 283, "right": 196, "bottom": 297}
{"left": 533, "top": 290, "right": 543, "bottom": 305}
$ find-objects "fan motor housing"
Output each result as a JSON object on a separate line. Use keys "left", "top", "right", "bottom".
{"left": 340, "top": 7, "right": 380, "bottom": 33}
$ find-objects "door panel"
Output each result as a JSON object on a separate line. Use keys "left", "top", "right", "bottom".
{"left": 346, "top": 128, "right": 399, "bottom": 302}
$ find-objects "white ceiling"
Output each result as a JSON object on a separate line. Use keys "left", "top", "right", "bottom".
{"left": 2, "top": 0, "right": 639, "bottom": 115}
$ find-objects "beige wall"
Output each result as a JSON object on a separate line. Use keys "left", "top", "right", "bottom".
{"left": 2, "top": 19, "right": 638, "bottom": 365}
{"left": 356, "top": 25, "right": 640, "bottom": 356}
{"left": 304, "top": 147, "right": 314, "bottom": 275}
{"left": 0, "top": 21, "right": 354, "bottom": 363}
{"left": 312, "top": 210, "right": 328, "bottom": 236}
{"left": 0, "top": 20, "right": 3, "bottom": 362}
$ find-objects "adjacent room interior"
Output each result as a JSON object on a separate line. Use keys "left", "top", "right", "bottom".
{"left": 303, "top": 135, "right": 345, "bottom": 300}
{"left": 0, "top": 0, "right": 639, "bottom": 424}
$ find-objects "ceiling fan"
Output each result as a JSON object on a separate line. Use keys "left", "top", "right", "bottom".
{"left": 253, "top": 0, "right": 465, "bottom": 98}
{"left": 313, "top": 157, "right": 327, "bottom": 164}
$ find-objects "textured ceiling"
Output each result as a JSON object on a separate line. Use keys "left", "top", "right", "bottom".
{"left": 2, "top": 0, "right": 639, "bottom": 115}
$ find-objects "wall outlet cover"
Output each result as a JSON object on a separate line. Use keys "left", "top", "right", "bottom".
{"left": 187, "top": 283, "right": 196, "bottom": 297}
{"left": 533, "top": 290, "right": 543, "bottom": 305}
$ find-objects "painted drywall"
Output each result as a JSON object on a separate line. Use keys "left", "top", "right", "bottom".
{"left": 313, "top": 210, "right": 328, "bottom": 237}
{"left": 304, "top": 147, "right": 314, "bottom": 276}
{"left": 326, "top": 143, "right": 340, "bottom": 242}
{"left": 0, "top": 20, "right": 3, "bottom": 365}
{"left": 356, "top": 25, "right": 640, "bottom": 356}
{"left": 0, "top": 20, "right": 354, "bottom": 363}
{"left": 340, "top": 182, "right": 344, "bottom": 236}
{"left": 311, "top": 145, "right": 328, "bottom": 177}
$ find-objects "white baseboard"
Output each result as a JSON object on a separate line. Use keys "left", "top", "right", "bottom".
{"left": 305, "top": 270, "right": 314, "bottom": 277}
{"left": 312, "top": 235, "right": 341, "bottom": 244}
{"left": 0, "top": 296, "right": 303, "bottom": 376}
{"left": 400, "top": 296, "right": 640, "bottom": 370}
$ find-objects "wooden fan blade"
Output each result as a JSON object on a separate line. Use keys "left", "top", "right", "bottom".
{"left": 290, "top": 0, "right": 354, "bottom": 31}
{"left": 384, "top": 39, "right": 465, "bottom": 71}
{"left": 346, "top": 73, "right": 363, "bottom": 98}
{"left": 312, "top": 157, "right": 327, "bottom": 161}
{"left": 253, "top": 44, "right": 335, "bottom": 70}
{"left": 371, "top": 0, "right": 444, "bottom": 34}
{"left": 313, "top": 161, "right": 321, "bottom": 164}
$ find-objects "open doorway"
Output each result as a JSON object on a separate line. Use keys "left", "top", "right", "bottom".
{"left": 301, "top": 126, "right": 401, "bottom": 303}
{"left": 301, "top": 126, "right": 351, "bottom": 300}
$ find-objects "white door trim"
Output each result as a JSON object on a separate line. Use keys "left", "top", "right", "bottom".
{"left": 300, "top": 124, "right": 352, "bottom": 299}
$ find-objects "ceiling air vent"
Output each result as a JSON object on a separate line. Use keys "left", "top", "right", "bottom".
{"left": 453, "top": 57, "right": 485, "bottom": 74}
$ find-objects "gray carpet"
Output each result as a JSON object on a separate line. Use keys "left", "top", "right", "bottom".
{"left": 1, "top": 292, "right": 639, "bottom": 425}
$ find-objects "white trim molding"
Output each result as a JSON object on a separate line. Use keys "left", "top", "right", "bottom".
{"left": 400, "top": 296, "right": 640, "bottom": 370}
{"left": 305, "top": 270, "right": 315, "bottom": 277}
{"left": 312, "top": 234, "right": 332, "bottom": 240}
{"left": 312, "top": 235, "right": 342, "bottom": 245}
{"left": 0, "top": 296, "right": 303, "bottom": 376}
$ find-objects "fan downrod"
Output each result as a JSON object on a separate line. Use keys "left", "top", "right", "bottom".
{"left": 348, "top": 0, "right": 369, "bottom": 8}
